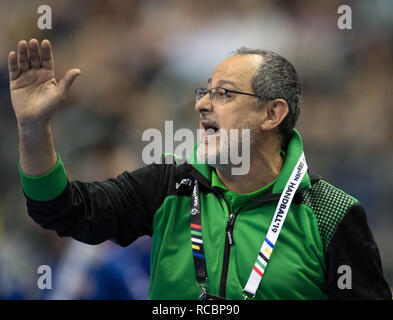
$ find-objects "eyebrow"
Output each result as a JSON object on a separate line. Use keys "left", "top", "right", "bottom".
{"left": 207, "top": 78, "right": 240, "bottom": 90}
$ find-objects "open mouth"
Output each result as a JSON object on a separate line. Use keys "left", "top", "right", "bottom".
{"left": 201, "top": 120, "right": 220, "bottom": 136}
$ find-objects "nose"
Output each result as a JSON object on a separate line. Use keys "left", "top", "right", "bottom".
{"left": 195, "top": 94, "right": 213, "bottom": 114}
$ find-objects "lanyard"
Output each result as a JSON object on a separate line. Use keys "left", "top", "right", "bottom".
{"left": 190, "top": 152, "right": 308, "bottom": 299}
{"left": 242, "top": 152, "right": 307, "bottom": 297}
{"left": 190, "top": 180, "right": 208, "bottom": 284}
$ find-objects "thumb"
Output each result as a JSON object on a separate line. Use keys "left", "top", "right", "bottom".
{"left": 58, "top": 68, "right": 81, "bottom": 96}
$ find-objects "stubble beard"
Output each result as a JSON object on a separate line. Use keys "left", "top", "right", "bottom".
{"left": 196, "top": 119, "right": 258, "bottom": 173}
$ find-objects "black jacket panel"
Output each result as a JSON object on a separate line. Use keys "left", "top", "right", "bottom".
{"left": 326, "top": 204, "right": 392, "bottom": 299}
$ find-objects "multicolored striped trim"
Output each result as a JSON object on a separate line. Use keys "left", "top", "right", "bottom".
{"left": 191, "top": 223, "right": 205, "bottom": 259}
{"left": 252, "top": 237, "right": 274, "bottom": 278}
{"left": 190, "top": 179, "right": 208, "bottom": 283}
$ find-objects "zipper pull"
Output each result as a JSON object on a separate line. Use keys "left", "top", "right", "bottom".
{"left": 227, "top": 229, "right": 235, "bottom": 246}
{"left": 226, "top": 213, "right": 236, "bottom": 246}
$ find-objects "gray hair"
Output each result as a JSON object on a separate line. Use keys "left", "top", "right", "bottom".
{"left": 233, "top": 47, "right": 302, "bottom": 145}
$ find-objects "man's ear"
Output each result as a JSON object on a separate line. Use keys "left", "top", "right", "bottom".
{"left": 260, "top": 99, "right": 289, "bottom": 131}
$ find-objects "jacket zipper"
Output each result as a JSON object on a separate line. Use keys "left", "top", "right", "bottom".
{"left": 217, "top": 194, "right": 282, "bottom": 298}
{"left": 219, "top": 195, "right": 240, "bottom": 298}
{"left": 195, "top": 180, "right": 283, "bottom": 298}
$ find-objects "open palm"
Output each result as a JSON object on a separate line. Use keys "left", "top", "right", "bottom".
{"left": 8, "top": 39, "right": 80, "bottom": 125}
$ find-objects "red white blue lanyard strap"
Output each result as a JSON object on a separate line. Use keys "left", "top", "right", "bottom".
{"left": 242, "top": 152, "right": 308, "bottom": 298}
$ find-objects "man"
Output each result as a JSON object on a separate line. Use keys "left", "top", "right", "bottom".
{"left": 8, "top": 39, "right": 391, "bottom": 299}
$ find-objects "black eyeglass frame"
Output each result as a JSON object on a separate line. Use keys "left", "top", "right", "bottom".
{"left": 195, "top": 86, "right": 263, "bottom": 103}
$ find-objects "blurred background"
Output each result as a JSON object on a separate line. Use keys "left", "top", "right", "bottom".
{"left": 0, "top": 0, "right": 392, "bottom": 299}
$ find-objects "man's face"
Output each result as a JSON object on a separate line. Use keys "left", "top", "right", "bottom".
{"left": 195, "top": 54, "right": 264, "bottom": 167}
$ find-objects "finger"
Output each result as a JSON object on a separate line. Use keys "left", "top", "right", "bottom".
{"left": 40, "top": 39, "right": 54, "bottom": 70}
{"left": 8, "top": 51, "right": 20, "bottom": 81}
{"left": 18, "top": 40, "right": 30, "bottom": 73}
{"left": 58, "top": 68, "right": 81, "bottom": 96}
{"left": 28, "top": 39, "right": 41, "bottom": 68}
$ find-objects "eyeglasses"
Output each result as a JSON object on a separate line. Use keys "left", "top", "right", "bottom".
{"left": 195, "top": 87, "right": 262, "bottom": 106}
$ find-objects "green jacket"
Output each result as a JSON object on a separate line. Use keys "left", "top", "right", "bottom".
{"left": 19, "top": 129, "right": 392, "bottom": 299}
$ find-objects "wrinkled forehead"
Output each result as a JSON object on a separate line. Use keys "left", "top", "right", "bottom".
{"left": 208, "top": 54, "right": 263, "bottom": 91}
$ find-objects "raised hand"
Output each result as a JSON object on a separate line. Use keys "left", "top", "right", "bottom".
{"left": 8, "top": 39, "right": 80, "bottom": 125}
